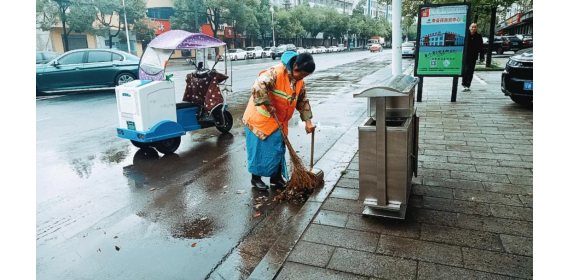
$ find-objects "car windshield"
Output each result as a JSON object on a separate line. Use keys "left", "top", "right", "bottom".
{"left": 402, "top": 43, "right": 414, "bottom": 47}
{"left": 229, "top": 50, "right": 237, "bottom": 53}
{"left": 264, "top": 47, "right": 271, "bottom": 50}
{"left": 246, "top": 47, "right": 255, "bottom": 51}
{"left": 276, "top": 46, "right": 286, "bottom": 51}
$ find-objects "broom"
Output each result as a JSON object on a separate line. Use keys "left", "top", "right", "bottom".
{"left": 272, "top": 112, "right": 318, "bottom": 203}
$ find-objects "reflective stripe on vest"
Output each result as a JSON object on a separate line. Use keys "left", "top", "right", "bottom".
{"left": 242, "top": 63, "right": 304, "bottom": 138}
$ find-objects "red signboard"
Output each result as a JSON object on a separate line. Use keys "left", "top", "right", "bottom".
{"left": 152, "top": 20, "right": 171, "bottom": 35}
{"left": 507, "top": 13, "right": 521, "bottom": 26}
{"left": 224, "top": 27, "right": 246, "bottom": 39}
{"left": 201, "top": 24, "right": 214, "bottom": 37}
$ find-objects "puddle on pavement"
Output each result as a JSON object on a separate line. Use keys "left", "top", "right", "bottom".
{"left": 172, "top": 217, "right": 216, "bottom": 239}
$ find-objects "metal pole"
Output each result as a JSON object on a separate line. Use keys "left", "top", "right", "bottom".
{"left": 451, "top": 77, "right": 458, "bottom": 102}
{"left": 194, "top": 0, "right": 199, "bottom": 32}
{"left": 271, "top": 6, "right": 276, "bottom": 47}
{"left": 392, "top": 0, "right": 402, "bottom": 74}
{"left": 122, "top": 0, "right": 131, "bottom": 53}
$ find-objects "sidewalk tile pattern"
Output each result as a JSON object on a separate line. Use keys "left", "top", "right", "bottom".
{"left": 277, "top": 72, "right": 533, "bottom": 279}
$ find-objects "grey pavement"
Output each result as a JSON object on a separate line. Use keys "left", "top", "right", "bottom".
{"left": 270, "top": 69, "right": 533, "bottom": 279}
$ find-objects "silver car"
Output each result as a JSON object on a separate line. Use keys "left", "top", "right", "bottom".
{"left": 402, "top": 42, "right": 415, "bottom": 58}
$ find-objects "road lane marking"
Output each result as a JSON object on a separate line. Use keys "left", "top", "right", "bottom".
{"left": 474, "top": 74, "right": 487, "bottom": 85}
{"left": 36, "top": 118, "right": 50, "bottom": 122}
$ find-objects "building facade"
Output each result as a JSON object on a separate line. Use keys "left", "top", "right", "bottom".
{"left": 496, "top": 1, "right": 533, "bottom": 36}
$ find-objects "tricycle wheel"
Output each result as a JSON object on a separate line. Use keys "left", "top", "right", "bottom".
{"left": 154, "top": 137, "right": 181, "bottom": 154}
{"left": 216, "top": 111, "right": 233, "bottom": 133}
{"left": 131, "top": 140, "right": 151, "bottom": 149}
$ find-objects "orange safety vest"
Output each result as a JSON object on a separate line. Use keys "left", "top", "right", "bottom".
{"left": 243, "top": 63, "right": 304, "bottom": 139}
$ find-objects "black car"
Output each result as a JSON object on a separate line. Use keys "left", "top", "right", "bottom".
{"left": 271, "top": 45, "right": 288, "bottom": 60}
{"left": 501, "top": 48, "right": 532, "bottom": 106}
{"left": 36, "top": 51, "right": 61, "bottom": 64}
{"left": 483, "top": 36, "right": 523, "bottom": 55}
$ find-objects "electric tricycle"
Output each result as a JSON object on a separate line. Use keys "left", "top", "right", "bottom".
{"left": 115, "top": 30, "right": 233, "bottom": 154}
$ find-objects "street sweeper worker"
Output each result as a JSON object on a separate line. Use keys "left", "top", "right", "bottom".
{"left": 243, "top": 51, "right": 316, "bottom": 191}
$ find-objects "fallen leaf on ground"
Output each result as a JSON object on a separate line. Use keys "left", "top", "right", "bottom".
{"left": 341, "top": 170, "right": 348, "bottom": 175}
{"left": 471, "top": 197, "right": 476, "bottom": 201}
{"left": 149, "top": 188, "right": 157, "bottom": 191}
{"left": 200, "top": 217, "right": 207, "bottom": 221}
{"left": 191, "top": 243, "right": 197, "bottom": 247}
{"left": 236, "top": 190, "right": 247, "bottom": 194}
{"left": 115, "top": 246, "right": 120, "bottom": 251}
{"left": 253, "top": 213, "right": 261, "bottom": 218}
{"left": 203, "top": 160, "right": 208, "bottom": 163}
{"left": 223, "top": 185, "right": 228, "bottom": 189}
{"left": 254, "top": 203, "right": 263, "bottom": 209}
{"left": 527, "top": 192, "right": 532, "bottom": 196}
{"left": 97, "top": 248, "right": 101, "bottom": 252}
{"left": 223, "top": 191, "right": 229, "bottom": 194}
{"left": 114, "top": 236, "right": 118, "bottom": 239}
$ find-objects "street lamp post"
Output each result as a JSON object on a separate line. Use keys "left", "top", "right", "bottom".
{"left": 270, "top": 5, "right": 275, "bottom": 47}
{"left": 122, "top": 0, "right": 131, "bottom": 53}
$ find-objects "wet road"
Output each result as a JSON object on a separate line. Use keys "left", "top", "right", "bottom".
{"left": 36, "top": 50, "right": 410, "bottom": 279}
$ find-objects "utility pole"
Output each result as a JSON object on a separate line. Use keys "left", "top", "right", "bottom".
{"left": 122, "top": 0, "right": 131, "bottom": 53}
{"left": 193, "top": 0, "right": 199, "bottom": 33}
{"left": 392, "top": 0, "right": 402, "bottom": 74}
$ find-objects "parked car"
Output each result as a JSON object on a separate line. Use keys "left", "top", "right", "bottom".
{"left": 36, "top": 51, "right": 61, "bottom": 64}
{"left": 401, "top": 42, "right": 415, "bottom": 57}
{"left": 337, "top": 44, "right": 347, "bottom": 52}
{"left": 286, "top": 44, "right": 297, "bottom": 52}
{"left": 483, "top": 36, "right": 523, "bottom": 54}
{"left": 330, "top": 46, "right": 339, "bottom": 52}
{"left": 295, "top": 47, "right": 304, "bottom": 54}
{"left": 521, "top": 35, "right": 533, "bottom": 49}
{"left": 245, "top": 46, "right": 264, "bottom": 59}
{"left": 501, "top": 48, "right": 533, "bottom": 106}
{"left": 262, "top": 47, "right": 274, "bottom": 58}
{"left": 36, "top": 49, "right": 139, "bottom": 95}
{"left": 316, "top": 46, "right": 327, "bottom": 53}
{"left": 370, "top": 43, "right": 382, "bottom": 53}
{"left": 227, "top": 49, "right": 248, "bottom": 60}
{"left": 308, "top": 46, "right": 318, "bottom": 54}
{"left": 272, "top": 45, "right": 288, "bottom": 60}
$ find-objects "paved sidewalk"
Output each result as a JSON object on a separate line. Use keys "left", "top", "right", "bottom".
{"left": 274, "top": 71, "right": 533, "bottom": 279}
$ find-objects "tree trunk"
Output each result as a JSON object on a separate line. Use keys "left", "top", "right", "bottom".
{"left": 61, "top": 6, "right": 69, "bottom": 52}
{"left": 109, "top": 30, "right": 113, "bottom": 49}
{"left": 486, "top": 6, "right": 497, "bottom": 67}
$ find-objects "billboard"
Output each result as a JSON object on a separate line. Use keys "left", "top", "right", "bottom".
{"left": 415, "top": 3, "right": 470, "bottom": 76}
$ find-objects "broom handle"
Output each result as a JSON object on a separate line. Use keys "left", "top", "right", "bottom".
{"left": 310, "top": 130, "right": 314, "bottom": 169}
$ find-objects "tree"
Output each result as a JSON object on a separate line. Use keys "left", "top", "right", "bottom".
{"left": 256, "top": 0, "right": 273, "bottom": 47}
{"left": 226, "top": 0, "right": 259, "bottom": 47}
{"left": 36, "top": 0, "right": 97, "bottom": 52}
{"left": 274, "top": 8, "right": 304, "bottom": 45}
{"left": 296, "top": 5, "right": 326, "bottom": 46}
{"left": 91, "top": 0, "right": 147, "bottom": 50}
{"left": 170, "top": 0, "right": 208, "bottom": 32}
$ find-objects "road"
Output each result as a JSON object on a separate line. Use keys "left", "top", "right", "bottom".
{"left": 36, "top": 49, "right": 411, "bottom": 279}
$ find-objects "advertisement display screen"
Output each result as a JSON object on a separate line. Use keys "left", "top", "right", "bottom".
{"left": 415, "top": 4, "right": 470, "bottom": 76}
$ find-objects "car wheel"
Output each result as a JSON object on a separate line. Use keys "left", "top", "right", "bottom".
{"left": 272, "top": 56, "right": 276, "bottom": 60}
{"left": 154, "top": 136, "right": 181, "bottom": 154}
{"left": 115, "top": 72, "right": 135, "bottom": 86}
{"left": 510, "top": 96, "right": 532, "bottom": 106}
{"left": 497, "top": 47, "right": 504, "bottom": 55}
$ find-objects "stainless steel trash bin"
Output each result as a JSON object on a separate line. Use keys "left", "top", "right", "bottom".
{"left": 353, "top": 74, "right": 420, "bottom": 219}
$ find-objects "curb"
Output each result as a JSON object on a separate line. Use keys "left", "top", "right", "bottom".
{"left": 247, "top": 114, "right": 365, "bottom": 280}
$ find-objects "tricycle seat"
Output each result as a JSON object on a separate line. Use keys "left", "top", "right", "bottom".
{"left": 176, "top": 102, "right": 200, "bottom": 110}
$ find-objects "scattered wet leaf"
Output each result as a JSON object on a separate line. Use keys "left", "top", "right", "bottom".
{"left": 203, "top": 160, "right": 208, "bottom": 163}
{"left": 115, "top": 246, "right": 120, "bottom": 251}
{"left": 527, "top": 192, "right": 532, "bottom": 196}
{"left": 341, "top": 170, "right": 348, "bottom": 175}
{"left": 236, "top": 190, "right": 247, "bottom": 194}
{"left": 223, "top": 191, "right": 229, "bottom": 194}
{"left": 253, "top": 213, "right": 261, "bottom": 218}
{"left": 471, "top": 197, "right": 477, "bottom": 201}
{"left": 103, "top": 231, "right": 106, "bottom": 234}
{"left": 97, "top": 248, "right": 101, "bottom": 252}
{"left": 200, "top": 217, "right": 207, "bottom": 221}
{"left": 149, "top": 188, "right": 157, "bottom": 191}
{"left": 223, "top": 185, "right": 228, "bottom": 189}
{"left": 114, "top": 236, "right": 118, "bottom": 239}
{"left": 191, "top": 243, "right": 197, "bottom": 247}
{"left": 254, "top": 203, "right": 263, "bottom": 209}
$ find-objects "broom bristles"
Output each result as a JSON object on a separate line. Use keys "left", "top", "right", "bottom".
{"left": 274, "top": 125, "right": 318, "bottom": 203}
